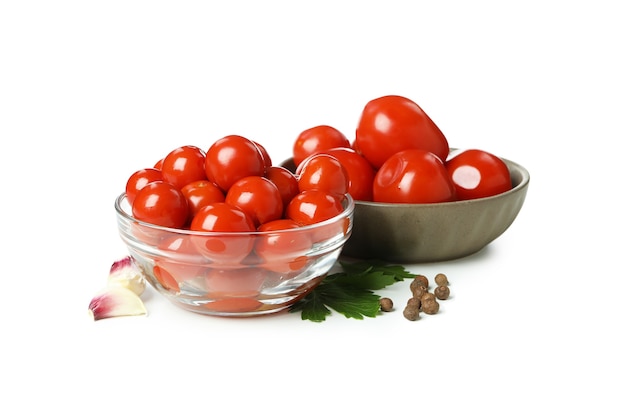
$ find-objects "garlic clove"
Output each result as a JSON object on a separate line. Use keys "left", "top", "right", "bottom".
{"left": 107, "top": 256, "right": 146, "bottom": 296}
{"left": 88, "top": 286, "right": 147, "bottom": 321}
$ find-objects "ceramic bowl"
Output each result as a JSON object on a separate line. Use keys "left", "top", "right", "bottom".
{"left": 282, "top": 154, "right": 529, "bottom": 263}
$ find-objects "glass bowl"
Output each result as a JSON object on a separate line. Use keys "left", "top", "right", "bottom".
{"left": 115, "top": 193, "right": 354, "bottom": 317}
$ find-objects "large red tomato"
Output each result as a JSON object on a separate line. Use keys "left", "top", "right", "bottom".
{"left": 373, "top": 149, "right": 456, "bottom": 204}
{"left": 445, "top": 149, "right": 512, "bottom": 200}
{"left": 354, "top": 95, "right": 449, "bottom": 168}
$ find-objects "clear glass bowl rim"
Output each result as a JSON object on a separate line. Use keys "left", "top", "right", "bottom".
{"left": 114, "top": 192, "right": 355, "bottom": 237}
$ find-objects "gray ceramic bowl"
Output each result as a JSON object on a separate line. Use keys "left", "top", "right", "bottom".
{"left": 282, "top": 153, "right": 529, "bottom": 263}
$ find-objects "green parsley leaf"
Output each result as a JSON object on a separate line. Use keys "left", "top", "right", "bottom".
{"left": 289, "top": 260, "right": 416, "bottom": 322}
{"left": 339, "top": 260, "right": 417, "bottom": 281}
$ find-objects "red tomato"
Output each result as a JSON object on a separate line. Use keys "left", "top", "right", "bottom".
{"left": 125, "top": 168, "right": 163, "bottom": 205}
{"left": 256, "top": 219, "right": 313, "bottom": 273}
{"left": 204, "top": 267, "right": 266, "bottom": 298}
{"left": 190, "top": 202, "right": 255, "bottom": 232}
{"left": 152, "top": 235, "right": 210, "bottom": 293}
{"left": 373, "top": 149, "right": 456, "bottom": 204}
{"left": 354, "top": 95, "right": 449, "bottom": 168}
{"left": 292, "top": 125, "right": 350, "bottom": 166}
{"left": 225, "top": 176, "right": 283, "bottom": 226}
{"left": 286, "top": 190, "right": 344, "bottom": 226}
{"left": 296, "top": 153, "right": 349, "bottom": 197}
{"left": 202, "top": 297, "right": 263, "bottom": 313}
{"left": 265, "top": 166, "right": 299, "bottom": 210}
{"left": 154, "top": 158, "right": 164, "bottom": 170}
{"left": 350, "top": 138, "right": 361, "bottom": 154}
{"left": 189, "top": 202, "right": 256, "bottom": 263}
{"left": 161, "top": 145, "right": 207, "bottom": 190}
{"left": 445, "top": 149, "right": 512, "bottom": 200}
{"left": 205, "top": 135, "right": 266, "bottom": 191}
{"left": 152, "top": 263, "right": 180, "bottom": 292}
{"left": 323, "top": 147, "right": 376, "bottom": 201}
{"left": 253, "top": 141, "right": 273, "bottom": 169}
{"left": 132, "top": 181, "right": 189, "bottom": 228}
{"left": 181, "top": 179, "right": 225, "bottom": 218}
{"left": 129, "top": 222, "right": 167, "bottom": 247}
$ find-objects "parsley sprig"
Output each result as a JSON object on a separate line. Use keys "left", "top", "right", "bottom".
{"left": 289, "top": 260, "right": 416, "bottom": 322}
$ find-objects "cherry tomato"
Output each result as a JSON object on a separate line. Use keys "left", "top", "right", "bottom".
{"left": 189, "top": 202, "right": 256, "bottom": 264}
{"left": 204, "top": 267, "right": 266, "bottom": 298}
{"left": 253, "top": 141, "right": 273, "bottom": 169}
{"left": 225, "top": 176, "right": 283, "bottom": 226}
{"left": 445, "top": 149, "right": 512, "bottom": 200}
{"left": 132, "top": 181, "right": 189, "bottom": 228}
{"left": 373, "top": 149, "right": 456, "bottom": 203}
{"left": 292, "top": 125, "right": 350, "bottom": 166}
{"left": 152, "top": 263, "right": 180, "bottom": 292}
{"left": 181, "top": 179, "right": 225, "bottom": 218}
{"left": 154, "top": 158, "right": 164, "bottom": 170}
{"left": 265, "top": 166, "right": 299, "bottom": 210}
{"left": 129, "top": 222, "right": 168, "bottom": 247}
{"left": 354, "top": 95, "right": 449, "bottom": 168}
{"left": 161, "top": 145, "right": 207, "bottom": 190}
{"left": 153, "top": 235, "right": 210, "bottom": 293}
{"left": 323, "top": 147, "right": 376, "bottom": 201}
{"left": 202, "top": 297, "right": 263, "bottom": 313}
{"left": 125, "top": 167, "right": 163, "bottom": 205}
{"left": 296, "top": 153, "right": 349, "bottom": 197}
{"left": 205, "top": 135, "right": 266, "bottom": 191}
{"left": 351, "top": 138, "right": 361, "bottom": 154}
{"left": 286, "top": 190, "right": 344, "bottom": 226}
{"left": 256, "top": 219, "right": 313, "bottom": 273}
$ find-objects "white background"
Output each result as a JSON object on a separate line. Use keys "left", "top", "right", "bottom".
{"left": 2, "top": 1, "right": 625, "bottom": 415}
